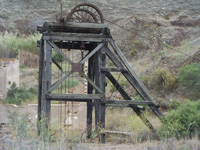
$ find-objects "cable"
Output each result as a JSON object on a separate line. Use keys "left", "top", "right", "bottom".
{"left": 64, "top": 48, "right": 67, "bottom": 127}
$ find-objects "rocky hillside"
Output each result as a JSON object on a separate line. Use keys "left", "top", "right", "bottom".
{"left": 1, "top": 0, "right": 200, "bottom": 105}
{"left": 1, "top": 0, "right": 199, "bottom": 55}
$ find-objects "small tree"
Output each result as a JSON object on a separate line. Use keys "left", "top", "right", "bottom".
{"left": 159, "top": 100, "right": 200, "bottom": 139}
{"left": 53, "top": 53, "right": 64, "bottom": 63}
{"left": 178, "top": 63, "right": 200, "bottom": 99}
{"left": 4, "top": 82, "right": 35, "bottom": 105}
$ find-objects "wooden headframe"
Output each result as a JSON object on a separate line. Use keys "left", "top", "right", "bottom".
{"left": 37, "top": 22, "right": 163, "bottom": 143}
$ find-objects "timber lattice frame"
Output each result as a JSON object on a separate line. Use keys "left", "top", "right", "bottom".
{"left": 37, "top": 22, "right": 163, "bottom": 143}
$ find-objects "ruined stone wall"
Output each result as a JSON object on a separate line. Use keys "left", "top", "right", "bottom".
{"left": 0, "top": 59, "right": 19, "bottom": 99}
{"left": 19, "top": 50, "right": 39, "bottom": 68}
{"left": 0, "top": 67, "right": 7, "bottom": 99}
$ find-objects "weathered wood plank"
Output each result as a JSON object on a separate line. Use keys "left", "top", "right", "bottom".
{"left": 106, "top": 72, "right": 131, "bottom": 101}
{"left": 39, "top": 40, "right": 52, "bottom": 130}
{"left": 50, "top": 99, "right": 89, "bottom": 102}
{"left": 98, "top": 46, "right": 106, "bottom": 143}
{"left": 106, "top": 104, "right": 130, "bottom": 107}
{"left": 52, "top": 58, "right": 63, "bottom": 73}
{"left": 105, "top": 46, "right": 162, "bottom": 117}
{"left": 53, "top": 42, "right": 94, "bottom": 50}
{"left": 45, "top": 41, "right": 52, "bottom": 122}
{"left": 105, "top": 130, "right": 133, "bottom": 136}
{"left": 43, "top": 33, "right": 112, "bottom": 42}
{"left": 46, "top": 94, "right": 103, "bottom": 100}
{"left": 110, "top": 41, "right": 156, "bottom": 103}
{"left": 47, "top": 70, "right": 72, "bottom": 93}
{"left": 44, "top": 22, "right": 108, "bottom": 29}
{"left": 37, "top": 40, "right": 43, "bottom": 135}
{"left": 106, "top": 104, "right": 145, "bottom": 110}
{"left": 105, "top": 71, "right": 156, "bottom": 132}
{"left": 87, "top": 52, "right": 94, "bottom": 139}
{"left": 80, "top": 43, "right": 105, "bottom": 64}
{"left": 101, "top": 67, "right": 128, "bottom": 73}
{"left": 80, "top": 72, "right": 103, "bottom": 94}
{"left": 101, "top": 100, "right": 154, "bottom": 105}
{"left": 48, "top": 41, "right": 72, "bottom": 64}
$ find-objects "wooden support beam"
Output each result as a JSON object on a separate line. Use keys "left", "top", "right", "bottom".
{"left": 47, "top": 70, "right": 72, "bottom": 93}
{"left": 43, "top": 33, "right": 112, "bottom": 42}
{"left": 52, "top": 58, "right": 63, "bottom": 73}
{"left": 39, "top": 40, "right": 52, "bottom": 131}
{"left": 87, "top": 53, "right": 94, "bottom": 139}
{"left": 50, "top": 99, "right": 89, "bottom": 102}
{"left": 53, "top": 42, "right": 94, "bottom": 50}
{"left": 106, "top": 72, "right": 131, "bottom": 101}
{"left": 80, "top": 43, "right": 105, "bottom": 64}
{"left": 46, "top": 94, "right": 103, "bottom": 100}
{"left": 80, "top": 72, "right": 103, "bottom": 94}
{"left": 38, "top": 22, "right": 109, "bottom": 35}
{"left": 106, "top": 104, "right": 130, "bottom": 107}
{"left": 43, "top": 22, "right": 108, "bottom": 30}
{"left": 48, "top": 41, "right": 73, "bottom": 64}
{"left": 106, "top": 104, "right": 145, "bottom": 110}
{"left": 101, "top": 67, "right": 128, "bottom": 73}
{"left": 37, "top": 40, "right": 43, "bottom": 135}
{"left": 106, "top": 71, "right": 156, "bottom": 132}
{"left": 105, "top": 46, "right": 162, "bottom": 117}
{"left": 94, "top": 46, "right": 106, "bottom": 143}
{"left": 110, "top": 41, "right": 157, "bottom": 103}
{"left": 101, "top": 100, "right": 154, "bottom": 105}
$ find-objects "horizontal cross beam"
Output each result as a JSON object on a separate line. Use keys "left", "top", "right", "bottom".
{"left": 46, "top": 94, "right": 104, "bottom": 100}
{"left": 101, "top": 67, "right": 128, "bottom": 73}
{"left": 100, "top": 100, "right": 154, "bottom": 105}
{"left": 48, "top": 41, "right": 73, "bottom": 64}
{"left": 43, "top": 33, "right": 112, "bottom": 42}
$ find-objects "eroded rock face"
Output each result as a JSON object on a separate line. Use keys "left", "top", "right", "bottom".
{"left": 0, "top": 0, "right": 199, "bottom": 32}
{"left": 0, "top": 0, "right": 200, "bottom": 64}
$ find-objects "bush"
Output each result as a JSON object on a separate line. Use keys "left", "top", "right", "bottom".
{"left": 4, "top": 82, "right": 36, "bottom": 105}
{"left": 178, "top": 63, "right": 200, "bottom": 99}
{"left": 53, "top": 53, "right": 64, "bottom": 63}
{"left": 159, "top": 100, "right": 200, "bottom": 139}
{"left": 130, "top": 40, "right": 148, "bottom": 57}
{"left": 151, "top": 68, "right": 178, "bottom": 93}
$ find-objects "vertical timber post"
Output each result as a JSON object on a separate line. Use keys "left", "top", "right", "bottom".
{"left": 95, "top": 43, "right": 106, "bottom": 143}
{"left": 37, "top": 40, "right": 43, "bottom": 135}
{"left": 87, "top": 48, "right": 94, "bottom": 139}
{"left": 39, "top": 40, "right": 52, "bottom": 132}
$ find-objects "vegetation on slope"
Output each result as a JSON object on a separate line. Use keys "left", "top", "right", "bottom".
{"left": 160, "top": 100, "right": 200, "bottom": 139}
{"left": 178, "top": 63, "right": 200, "bottom": 100}
{"left": 3, "top": 82, "right": 37, "bottom": 106}
{"left": 0, "top": 32, "right": 40, "bottom": 58}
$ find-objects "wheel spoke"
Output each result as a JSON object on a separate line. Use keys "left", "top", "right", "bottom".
{"left": 66, "top": 3, "right": 104, "bottom": 23}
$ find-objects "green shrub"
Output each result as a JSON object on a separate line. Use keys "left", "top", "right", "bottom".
{"left": 151, "top": 68, "right": 178, "bottom": 93}
{"left": 130, "top": 40, "right": 148, "bottom": 57}
{"left": 4, "top": 82, "right": 36, "bottom": 105}
{"left": 178, "top": 63, "right": 200, "bottom": 99}
{"left": 19, "top": 64, "right": 26, "bottom": 69}
{"left": 53, "top": 53, "right": 64, "bottom": 63}
{"left": 159, "top": 100, "right": 200, "bottom": 139}
{"left": 140, "top": 75, "right": 151, "bottom": 87}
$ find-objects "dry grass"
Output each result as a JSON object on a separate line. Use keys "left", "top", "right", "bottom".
{"left": 105, "top": 108, "right": 162, "bottom": 143}
{"left": 0, "top": 32, "right": 41, "bottom": 58}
